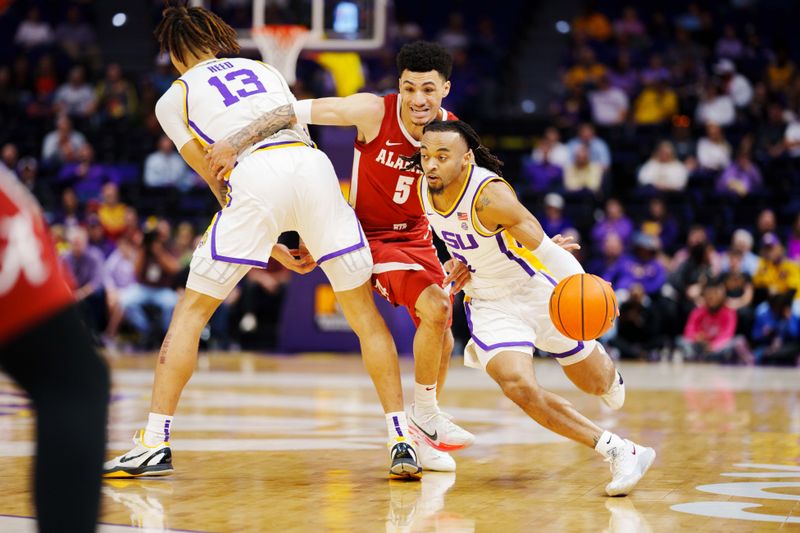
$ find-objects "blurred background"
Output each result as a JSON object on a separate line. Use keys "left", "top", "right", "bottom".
{"left": 1, "top": 0, "right": 799, "bottom": 365}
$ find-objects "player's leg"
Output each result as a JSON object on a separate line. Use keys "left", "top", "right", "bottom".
{"left": 104, "top": 258, "right": 250, "bottom": 478}
{"left": 561, "top": 343, "right": 626, "bottom": 409}
{"left": 437, "top": 328, "right": 454, "bottom": 399}
{"left": 485, "top": 349, "right": 655, "bottom": 496}
{"left": 318, "top": 248, "right": 421, "bottom": 480}
{"left": 1, "top": 305, "right": 110, "bottom": 532}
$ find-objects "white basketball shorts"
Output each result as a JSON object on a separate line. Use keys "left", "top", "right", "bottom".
{"left": 189, "top": 143, "right": 371, "bottom": 299}
{"left": 463, "top": 274, "right": 596, "bottom": 369}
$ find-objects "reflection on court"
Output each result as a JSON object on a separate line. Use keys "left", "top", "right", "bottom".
{"left": 1, "top": 354, "right": 799, "bottom": 531}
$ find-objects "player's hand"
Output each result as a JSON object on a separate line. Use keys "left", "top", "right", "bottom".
{"left": 206, "top": 140, "right": 238, "bottom": 181}
{"left": 443, "top": 258, "right": 470, "bottom": 295}
{"left": 270, "top": 243, "right": 317, "bottom": 274}
{"left": 552, "top": 233, "right": 580, "bottom": 252}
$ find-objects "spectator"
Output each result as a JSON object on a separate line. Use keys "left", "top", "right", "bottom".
{"left": 670, "top": 120, "right": 697, "bottom": 162}
{"left": 540, "top": 193, "right": 572, "bottom": 237}
{"left": 41, "top": 114, "right": 87, "bottom": 167}
{"left": 695, "top": 82, "right": 736, "bottom": 127}
{"left": 564, "top": 47, "right": 607, "bottom": 90}
{"left": 715, "top": 24, "right": 744, "bottom": 61}
{"left": 0, "top": 143, "right": 18, "bottom": 177}
{"left": 436, "top": 13, "right": 469, "bottom": 53}
{"left": 53, "top": 66, "right": 97, "bottom": 120}
{"left": 120, "top": 226, "right": 180, "bottom": 348}
{"left": 638, "top": 141, "right": 689, "bottom": 192}
{"left": 641, "top": 54, "right": 671, "bottom": 84}
{"left": 608, "top": 283, "right": 663, "bottom": 360}
{"left": 54, "top": 5, "right": 97, "bottom": 61}
{"left": 639, "top": 196, "right": 680, "bottom": 253}
{"left": 52, "top": 187, "right": 82, "bottom": 228}
{"left": 58, "top": 145, "right": 112, "bottom": 201}
{"left": 14, "top": 7, "right": 54, "bottom": 50}
{"left": 144, "top": 135, "right": 194, "bottom": 190}
{"left": 563, "top": 143, "right": 604, "bottom": 195}
{"left": 753, "top": 233, "right": 800, "bottom": 305}
{"left": 756, "top": 103, "right": 788, "bottom": 159}
{"left": 678, "top": 279, "right": 739, "bottom": 362}
{"left": 784, "top": 119, "right": 800, "bottom": 159}
{"left": 787, "top": 213, "right": 800, "bottom": 261}
{"left": 632, "top": 75, "right": 678, "bottom": 126}
{"left": 671, "top": 225, "right": 721, "bottom": 276}
{"left": 86, "top": 214, "right": 115, "bottom": 258}
{"left": 572, "top": 3, "right": 612, "bottom": 41}
{"left": 608, "top": 51, "right": 639, "bottom": 97}
{"left": 567, "top": 123, "right": 610, "bottom": 169}
{"left": 720, "top": 229, "right": 760, "bottom": 276}
{"left": 17, "top": 157, "right": 53, "bottom": 212}
{"left": 591, "top": 197, "right": 634, "bottom": 248}
{"left": 102, "top": 236, "right": 138, "bottom": 347}
{"left": 609, "top": 232, "right": 667, "bottom": 298}
{"left": 714, "top": 59, "right": 752, "bottom": 108}
{"left": 717, "top": 144, "right": 762, "bottom": 198}
{"left": 95, "top": 63, "right": 138, "bottom": 122}
{"left": 696, "top": 123, "right": 732, "bottom": 171}
{"left": 722, "top": 250, "right": 755, "bottom": 336}
{"left": 766, "top": 46, "right": 796, "bottom": 93}
{"left": 588, "top": 74, "right": 628, "bottom": 127}
{"left": 97, "top": 182, "right": 128, "bottom": 240}
{"left": 62, "top": 225, "right": 106, "bottom": 334}
{"left": 613, "top": 6, "right": 646, "bottom": 42}
{"left": 751, "top": 292, "right": 800, "bottom": 365}
{"left": 589, "top": 232, "right": 625, "bottom": 281}
{"left": 754, "top": 209, "right": 777, "bottom": 245}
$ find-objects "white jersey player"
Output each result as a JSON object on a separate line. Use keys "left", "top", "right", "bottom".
{"left": 411, "top": 119, "right": 655, "bottom": 496}
{"left": 104, "top": 5, "right": 423, "bottom": 480}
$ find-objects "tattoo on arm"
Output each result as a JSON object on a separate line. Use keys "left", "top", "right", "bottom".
{"left": 475, "top": 193, "right": 491, "bottom": 212}
{"left": 228, "top": 103, "right": 297, "bottom": 152}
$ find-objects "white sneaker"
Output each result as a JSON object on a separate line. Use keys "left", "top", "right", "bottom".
{"left": 605, "top": 440, "right": 655, "bottom": 496}
{"left": 409, "top": 404, "right": 475, "bottom": 452}
{"left": 103, "top": 430, "right": 173, "bottom": 478}
{"left": 410, "top": 427, "right": 456, "bottom": 472}
{"left": 601, "top": 371, "right": 625, "bottom": 410}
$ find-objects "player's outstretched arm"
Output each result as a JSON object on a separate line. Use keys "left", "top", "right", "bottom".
{"left": 206, "top": 93, "right": 384, "bottom": 180}
{"left": 474, "top": 181, "right": 584, "bottom": 281}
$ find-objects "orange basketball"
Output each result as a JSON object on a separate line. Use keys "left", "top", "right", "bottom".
{"left": 548, "top": 273, "right": 618, "bottom": 341}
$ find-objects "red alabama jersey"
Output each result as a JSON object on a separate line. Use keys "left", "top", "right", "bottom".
{"left": 0, "top": 172, "right": 74, "bottom": 344}
{"left": 349, "top": 93, "right": 456, "bottom": 242}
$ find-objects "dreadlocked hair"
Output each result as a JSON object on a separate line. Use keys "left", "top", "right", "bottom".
{"left": 403, "top": 120, "right": 504, "bottom": 177}
{"left": 154, "top": 0, "right": 240, "bottom": 66}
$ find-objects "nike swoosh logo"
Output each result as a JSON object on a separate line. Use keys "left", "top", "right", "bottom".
{"left": 386, "top": 141, "right": 403, "bottom": 146}
{"left": 606, "top": 435, "right": 612, "bottom": 444}
{"left": 632, "top": 446, "right": 636, "bottom": 455}
{"left": 119, "top": 451, "right": 149, "bottom": 463}
{"left": 425, "top": 386, "right": 435, "bottom": 391}
{"left": 411, "top": 418, "right": 438, "bottom": 441}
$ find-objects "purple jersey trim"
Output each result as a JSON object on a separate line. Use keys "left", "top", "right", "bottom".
{"left": 495, "top": 234, "right": 536, "bottom": 277}
{"left": 179, "top": 80, "right": 216, "bottom": 145}
{"left": 433, "top": 165, "right": 474, "bottom": 218}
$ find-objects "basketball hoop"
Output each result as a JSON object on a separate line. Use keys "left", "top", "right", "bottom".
{"left": 252, "top": 25, "right": 310, "bottom": 85}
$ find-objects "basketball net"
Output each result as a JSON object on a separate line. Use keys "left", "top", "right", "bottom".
{"left": 252, "top": 25, "right": 310, "bottom": 85}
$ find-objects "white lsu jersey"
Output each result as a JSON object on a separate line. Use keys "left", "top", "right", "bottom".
{"left": 419, "top": 164, "right": 556, "bottom": 299}
{"left": 155, "top": 57, "right": 310, "bottom": 154}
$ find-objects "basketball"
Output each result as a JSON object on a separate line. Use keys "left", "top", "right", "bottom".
{"left": 549, "top": 273, "right": 618, "bottom": 341}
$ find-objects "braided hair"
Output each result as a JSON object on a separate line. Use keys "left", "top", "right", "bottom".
{"left": 403, "top": 120, "right": 504, "bottom": 177}
{"left": 154, "top": 1, "right": 240, "bottom": 66}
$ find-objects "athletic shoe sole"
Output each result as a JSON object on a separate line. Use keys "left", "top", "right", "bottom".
{"left": 408, "top": 423, "right": 472, "bottom": 452}
{"left": 103, "top": 464, "right": 174, "bottom": 479}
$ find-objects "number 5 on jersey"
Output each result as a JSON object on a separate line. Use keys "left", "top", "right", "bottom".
{"left": 393, "top": 175, "right": 416, "bottom": 204}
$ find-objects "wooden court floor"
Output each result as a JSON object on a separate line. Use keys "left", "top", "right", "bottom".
{"left": 1, "top": 353, "right": 799, "bottom": 532}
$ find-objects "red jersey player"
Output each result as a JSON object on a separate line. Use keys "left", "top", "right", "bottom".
{"left": 208, "top": 42, "right": 474, "bottom": 471}
{"left": 0, "top": 168, "right": 109, "bottom": 531}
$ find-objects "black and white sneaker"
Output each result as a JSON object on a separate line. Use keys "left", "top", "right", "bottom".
{"left": 103, "top": 430, "right": 173, "bottom": 478}
{"left": 388, "top": 438, "right": 422, "bottom": 480}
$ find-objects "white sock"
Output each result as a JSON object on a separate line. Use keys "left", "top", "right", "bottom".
{"left": 414, "top": 382, "right": 438, "bottom": 415}
{"left": 386, "top": 411, "right": 410, "bottom": 441}
{"left": 594, "top": 430, "right": 626, "bottom": 458}
{"left": 143, "top": 412, "right": 173, "bottom": 446}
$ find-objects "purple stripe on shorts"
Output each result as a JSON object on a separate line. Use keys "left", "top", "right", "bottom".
{"left": 210, "top": 180, "right": 269, "bottom": 268}
{"left": 254, "top": 140, "right": 307, "bottom": 151}
{"left": 546, "top": 341, "right": 585, "bottom": 357}
{"left": 495, "top": 234, "right": 536, "bottom": 277}
{"left": 316, "top": 207, "right": 367, "bottom": 264}
{"left": 464, "top": 300, "right": 535, "bottom": 352}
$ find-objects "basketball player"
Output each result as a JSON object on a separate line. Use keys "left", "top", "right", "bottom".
{"left": 0, "top": 168, "right": 110, "bottom": 531}
{"left": 207, "top": 42, "right": 477, "bottom": 471}
{"left": 104, "top": 4, "right": 423, "bottom": 480}
{"left": 410, "top": 120, "right": 655, "bottom": 496}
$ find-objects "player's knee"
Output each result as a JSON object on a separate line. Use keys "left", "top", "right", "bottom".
{"left": 416, "top": 287, "right": 451, "bottom": 326}
{"left": 174, "top": 290, "right": 217, "bottom": 329}
{"left": 499, "top": 375, "right": 542, "bottom": 407}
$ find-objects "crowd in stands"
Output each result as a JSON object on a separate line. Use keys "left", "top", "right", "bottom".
{"left": 1, "top": 1, "right": 798, "bottom": 364}
{"left": 519, "top": 1, "right": 800, "bottom": 363}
